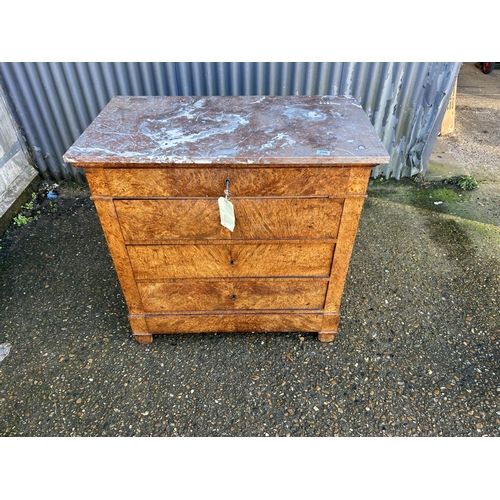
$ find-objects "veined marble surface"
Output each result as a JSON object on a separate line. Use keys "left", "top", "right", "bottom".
{"left": 63, "top": 95, "right": 390, "bottom": 166}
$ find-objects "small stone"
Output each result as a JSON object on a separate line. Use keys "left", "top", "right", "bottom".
{"left": 0, "top": 343, "right": 12, "bottom": 362}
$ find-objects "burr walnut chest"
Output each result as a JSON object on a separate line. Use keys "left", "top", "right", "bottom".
{"left": 63, "top": 95, "right": 389, "bottom": 344}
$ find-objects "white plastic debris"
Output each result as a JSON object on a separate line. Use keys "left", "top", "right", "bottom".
{"left": 434, "top": 201, "right": 444, "bottom": 205}
{"left": 0, "top": 343, "right": 12, "bottom": 362}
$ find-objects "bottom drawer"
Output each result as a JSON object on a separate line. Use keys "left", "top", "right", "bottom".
{"left": 138, "top": 278, "right": 329, "bottom": 312}
{"left": 144, "top": 311, "right": 324, "bottom": 334}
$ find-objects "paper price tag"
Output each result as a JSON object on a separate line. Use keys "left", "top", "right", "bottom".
{"left": 218, "top": 197, "right": 235, "bottom": 232}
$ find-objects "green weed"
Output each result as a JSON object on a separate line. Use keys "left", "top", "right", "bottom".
{"left": 446, "top": 175, "right": 478, "bottom": 191}
{"left": 12, "top": 193, "right": 41, "bottom": 226}
{"left": 13, "top": 214, "right": 30, "bottom": 226}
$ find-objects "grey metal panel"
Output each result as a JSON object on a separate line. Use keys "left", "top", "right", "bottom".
{"left": 0, "top": 62, "right": 460, "bottom": 183}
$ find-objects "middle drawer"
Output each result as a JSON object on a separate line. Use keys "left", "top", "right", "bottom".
{"left": 127, "top": 241, "right": 335, "bottom": 280}
{"left": 115, "top": 198, "right": 343, "bottom": 242}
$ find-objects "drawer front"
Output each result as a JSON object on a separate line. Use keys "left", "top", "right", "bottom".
{"left": 229, "top": 167, "right": 350, "bottom": 197}
{"left": 104, "top": 168, "right": 227, "bottom": 198}
{"left": 115, "top": 198, "right": 343, "bottom": 242}
{"left": 138, "top": 278, "right": 329, "bottom": 312}
{"left": 127, "top": 242, "right": 335, "bottom": 280}
{"left": 102, "top": 167, "right": 350, "bottom": 198}
{"left": 145, "top": 312, "right": 324, "bottom": 334}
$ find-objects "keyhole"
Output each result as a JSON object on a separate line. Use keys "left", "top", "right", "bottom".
{"left": 230, "top": 259, "right": 235, "bottom": 266}
{"left": 231, "top": 294, "right": 237, "bottom": 301}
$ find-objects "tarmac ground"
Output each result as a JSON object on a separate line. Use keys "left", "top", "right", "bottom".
{"left": 0, "top": 63, "right": 499, "bottom": 439}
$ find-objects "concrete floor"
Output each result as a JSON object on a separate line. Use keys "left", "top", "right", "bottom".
{"left": 430, "top": 62, "right": 500, "bottom": 177}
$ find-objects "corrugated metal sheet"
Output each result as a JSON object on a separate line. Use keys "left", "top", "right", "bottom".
{"left": 0, "top": 62, "right": 460, "bottom": 183}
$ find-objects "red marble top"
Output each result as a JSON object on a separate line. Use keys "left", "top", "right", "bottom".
{"left": 63, "top": 95, "right": 390, "bottom": 167}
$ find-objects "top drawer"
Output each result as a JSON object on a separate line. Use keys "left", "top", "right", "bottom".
{"left": 96, "top": 166, "right": 352, "bottom": 198}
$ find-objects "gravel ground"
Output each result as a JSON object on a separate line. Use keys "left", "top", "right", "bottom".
{"left": 0, "top": 183, "right": 498, "bottom": 437}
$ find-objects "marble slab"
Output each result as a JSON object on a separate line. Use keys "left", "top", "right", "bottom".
{"left": 63, "top": 95, "right": 390, "bottom": 166}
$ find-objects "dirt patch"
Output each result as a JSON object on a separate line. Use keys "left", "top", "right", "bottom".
{"left": 0, "top": 180, "right": 92, "bottom": 261}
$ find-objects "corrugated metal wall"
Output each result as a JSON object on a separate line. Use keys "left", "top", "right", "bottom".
{"left": 0, "top": 62, "right": 460, "bottom": 183}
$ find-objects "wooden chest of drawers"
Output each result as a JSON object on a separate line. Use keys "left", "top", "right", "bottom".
{"left": 63, "top": 95, "right": 389, "bottom": 344}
